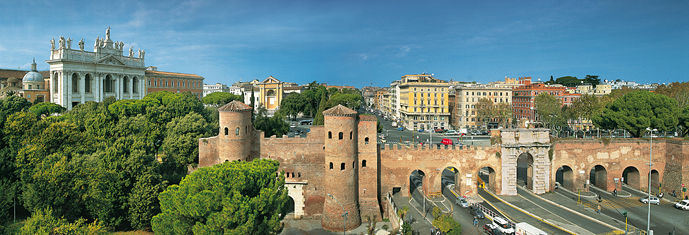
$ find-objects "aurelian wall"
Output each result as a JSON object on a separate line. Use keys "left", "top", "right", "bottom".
{"left": 379, "top": 144, "right": 502, "bottom": 197}
{"left": 357, "top": 118, "right": 382, "bottom": 221}
{"left": 259, "top": 126, "right": 326, "bottom": 218}
{"left": 551, "top": 138, "right": 668, "bottom": 192}
{"left": 664, "top": 139, "right": 689, "bottom": 196}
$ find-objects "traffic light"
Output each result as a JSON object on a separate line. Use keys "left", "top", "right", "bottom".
{"left": 622, "top": 211, "right": 627, "bottom": 217}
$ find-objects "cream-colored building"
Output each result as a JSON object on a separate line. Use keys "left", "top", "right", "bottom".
{"left": 454, "top": 84, "right": 512, "bottom": 129}
{"left": 396, "top": 74, "right": 450, "bottom": 130}
{"left": 47, "top": 28, "right": 146, "bottom": 110}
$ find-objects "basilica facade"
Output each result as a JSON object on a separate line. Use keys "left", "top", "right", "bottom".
{"left": 46, "top": 28, "right": 203, "bottom": 110}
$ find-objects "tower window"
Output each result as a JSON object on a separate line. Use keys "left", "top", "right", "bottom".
{"left": 339, "top": 132, "right": 343, "bottom": 140}
{"left": 224, "top": 127, "right": 228, "bottom": 135}
{"left": 330, "top": 162, "right": 333, "bottom": 169}
{"left": 328, "top": 131, "right": 332, "bottom": 139}
{"left": 362, "top": 160, "right": 367, "bottom": 167}
{"left": 236, "top": 127, "right": 240, "bottom": 135}
{"left": 353, "top": 161, "right": 355, "bottom": 169}
{"left": 365, "top": 137, "right": 369, "bottom": 144}
{"left": 350, "top": 131, "right": 353, "bottom": 139}
{"left": 341, "top": 163, "right": 345, "bottom": 170}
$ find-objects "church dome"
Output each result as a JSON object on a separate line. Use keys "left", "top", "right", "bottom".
{"left": 22, "top": 59, "right": 44, "bottom": 83}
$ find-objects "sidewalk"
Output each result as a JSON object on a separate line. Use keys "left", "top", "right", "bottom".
{"left": 542, "top": 187, "right": 634, "bottom": 232}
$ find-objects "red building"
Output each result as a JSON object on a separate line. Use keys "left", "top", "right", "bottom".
{"left": 512, "top": 77, "right": 580, "bottom": 122}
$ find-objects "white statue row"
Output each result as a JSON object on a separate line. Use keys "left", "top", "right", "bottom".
{"left": 50, "top": 28, "right": 145, "bottom": 59}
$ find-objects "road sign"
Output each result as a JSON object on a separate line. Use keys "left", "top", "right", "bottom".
{"left": 682, "top": 183, "right": 685, "bottom": 187}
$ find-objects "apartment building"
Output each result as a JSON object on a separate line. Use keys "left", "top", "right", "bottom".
{"left": 396, "top": 74, "right": 450, "bottom": 130}
{"left": 454, "top": 84, "right": 512, "bottom": 129}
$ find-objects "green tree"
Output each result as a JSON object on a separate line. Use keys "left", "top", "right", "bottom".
{"left": 593, "top": 91, "right": 680, "bottom": 137}
{"left": 554, "top": 76, "right": 580, "bottom": 87}
{"left": 327, "top": 93, "right": 361, "bottom": 110}
{"left": 20, "top": 207, "right": 106, "bottom": 235}
{"left": 29, "top": 102, "right": 66, "bottom": 117}
{"left": 534, "top": 93, "right": 562, "bottom": 128}
{"left": 151, "top": 159, "right": 289, "bottom": 235}
{"left": 278, "top": 92, "right": 308, "bottom": 120}
{"left": 431, "top": 213, "right": 461, "bottom": 235}
{"left": 161, "top": 112, "right": 215, "bottom": 172}
{"left": 475, "top": 98, "right": 494, "bottom": 127}
{"left": 313, "top": 92, "right": 328, "bottom": 125}
{"left": 254, "top": 112, "right": 290, "bottom": 138}
{"left": 202, "top": 92, "right": 242, "bottom": 107}
{"left": 583, "top": 75, "right": 601, "bottom": 88}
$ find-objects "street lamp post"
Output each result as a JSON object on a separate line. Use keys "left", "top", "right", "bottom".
{"left": 646, "top": 127, "right": 656, "bottom": 234}
{"left": 327, "top": 194, "right": 347, "bottom": 235}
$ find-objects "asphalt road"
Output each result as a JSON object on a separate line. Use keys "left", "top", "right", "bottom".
{"left": 587, "top": 185, "right": 689, "bottom": 234}
{"left": 478, "top": 188, "right": 570, "bottom": 235}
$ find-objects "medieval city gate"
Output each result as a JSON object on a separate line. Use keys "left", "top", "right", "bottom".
{"left": 500, "top": 129, "right": 551, "bottom": 195}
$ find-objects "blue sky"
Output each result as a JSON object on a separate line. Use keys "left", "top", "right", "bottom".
{"left": 1, "top": 0, "right": 687, "bottom": 88}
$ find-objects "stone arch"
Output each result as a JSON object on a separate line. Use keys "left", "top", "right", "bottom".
{"left": 440, "top": 166, "right": 460, "bottom": 199}
{"left": 517, "top": 152, "right": 534, "bottom": 190}
{"left": 338, "top": 132, "right": 343, "bottom": 139}
{"left": 123, "top": 76, "right": 129, "bottom": 93}
{"left": 285, "top": 182, "right": 305, "bottom": 218}
{"left": 622, "top": 166, "right": 640, "bottom": 190}
{"left": 104, "top": 74, "right": 114, "bottom": 93}
{"left": 555, "top": 165, "right": 574, "bottom": 191}
{"left": 651, "top": 169, "right": 660, "bottom": 189}
{"left": 409, "top": 169, "right": 426, "bottom": 195}
{"left": 132, "top": 77, "right": 139, "bottom": 93}
{"left": 590, "top": 165, "right": 608, "bottom": 190}
{"left": 478, "top": 166, "right": 497, "bottom": 193}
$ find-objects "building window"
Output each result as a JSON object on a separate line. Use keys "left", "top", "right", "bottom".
{"left": 350, "top": 131, "right": 353, "bottom": 139}
{"left": 328, "top": 131, "right": 332, "bottom": 139}
{"left": 72, "top": 73, "right": 79, "bottom": 93}
{"left": 339, "top": 132, "right": 343, "bottom": 140}
{"left": 362, "top": 160, "right": 367, "bottom": 167}
{"left": 224, "top": 127, "right": 228, "bottom": 135}
{"left": 365, "top": 137, "right": 369, "bottom": 144}
{"left": 341, "top": 163, "right": 345, "bottom": 170}
{"left": 104, "top": 75, "right": 114, "bottom": 93}
{"left": 133, "top": 77, "right": 139, "bottom": 93}
{"left": 235, "top": 127, "right": 240, "bottom": 135}
{"left": 123, "top": 77, "right": 129, "bottom": 93}
{"left": 330, "top": 162, "right": 333, "bottom": 169}
{"left": 28, "top": 85, "right": 32, "bottom": 89}
{"left": 85, "top": 74, "right": 91, "bottom": 93}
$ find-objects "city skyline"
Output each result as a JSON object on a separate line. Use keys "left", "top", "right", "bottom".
{"left": 1, "top": 0, "right": 687, "bottom": 88}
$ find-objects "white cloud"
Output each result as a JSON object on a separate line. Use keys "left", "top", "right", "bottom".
{"left": 359, "top": 53, "right": 369, "bottom": 60}
{"left": 396, "top": 46, "right": 411, "bottom": 57}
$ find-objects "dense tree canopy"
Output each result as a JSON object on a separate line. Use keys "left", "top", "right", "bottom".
{"left": 593, "top": 91, "right": 680, "bottom": 137}
{"left": 278, "top": 92, "right": 309, "bottom": 120}
{"left": 202, "top": 92, "right": 243, "bottom": 107}
{"left": 151, "top": 159, "right": 288, "bottom": 235}
{"left": 534, "top": 93, "right": 563, "bottom": 128}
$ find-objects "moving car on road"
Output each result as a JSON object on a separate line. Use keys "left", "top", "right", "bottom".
{"left": 456, "top": 197, "right": 469, "bottom": 208}
{"left": 492, "top": 217, "right": 515, "bottom": 235}
{"left": 675, "top": 200, "right": 689, "bottom": 210}
{"left": 639, "top": 196, "right": 660, "bottom": 205}
{"left": 468, "top": 206, "right": 484, "bottom": 219}
{"left": 441, "top": 138, "right": 453, "bottom": 146}
{"left": 483, "top": 224, "right": 504, "bottom": 235}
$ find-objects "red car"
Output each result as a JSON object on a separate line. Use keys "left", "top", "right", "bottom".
{"left": 441, "top": 138, "right": 453, "bottom": 146}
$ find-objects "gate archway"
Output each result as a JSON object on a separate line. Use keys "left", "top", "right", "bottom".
{"left": 556, "top": 165, "right": 574, "bottom": 191}
{"left": 590, "top": 165, "right": 608, "bottom": 190}
{"left": 517, "top": 153, "right": 534, "bottom": 190}
{"left": 623, "top": 166, "right": 640, "bottom": 190}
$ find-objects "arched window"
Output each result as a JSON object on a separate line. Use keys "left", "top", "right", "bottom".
{"left": 85, "top": 74, "right": 91, "bottom": 93}
{"left": 235, "top": 127, "right": 240, "bottom": 135}
{"left": 71, "top": 73, "right": 79, "bottom": 93}
{"left": 291, "top": 172, "right": 295, "bottom": 178}
{"left": 123, "top": 77, "right": 129, "bottom": 93}
{"left": 339, "top": 132, "right": 343, "bottom": 140}
{"left": 224, "top": 127, "right": 229, "bottom": 135}
{"left": 352, "top": 161, "right": 355, "bottom": 168}
{"left": 350, "top": 131, "right": 353, "bottom": 139}
{"left": 329, "top": 162, "right": 333, "bottom": 169}
{"left": 341, "top": 163, "right": 345, "bottom": 170}
{"left": 328, "top": 131, "right": 332, "bottom": 139}
{"left": 133, "top": 77, "right": 139, "bottom": 93}
{"left": 362, "top": 160, "right": 367, "bottom": 167}
{"left": 53, "top": 73, "right": 58, "bottom": 92}
{"left": 298, "top": 172, "right": 301, "bottom": 178}
{"left": 104, "top": 75, "right": 113, "bottom": 93}
{"left": 365, "top": 137, "right": 369, "bottom": 144}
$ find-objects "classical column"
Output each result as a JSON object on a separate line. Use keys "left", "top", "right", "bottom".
{"left": 80, "top": 73, "right": 86, "bottom": 104}
{"left": 129, "top": 76, "right": 133, "bottom": 99}
{"left": 97, "top": 73, "right": 102, "bottom": 102}
{"left": 65, "top": 71, "right": 71, "bottom": 110}
{"left": 115, "top": 74, "right": 121, "bottom": 100}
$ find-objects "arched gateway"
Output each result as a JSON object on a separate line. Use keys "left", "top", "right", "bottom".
{"left": 499, "top": 129, "right": 551, "bottom": 195}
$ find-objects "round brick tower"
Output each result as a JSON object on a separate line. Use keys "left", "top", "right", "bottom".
{"left": 321, "top": 105, "right": 361, "bottom": 231}
{"left": 217, "top": 100, "right": 253, "bottom": 162}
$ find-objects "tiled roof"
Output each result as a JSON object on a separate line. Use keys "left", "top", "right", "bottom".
{"left": 0, "top": 69, "right": 49, "bottom": 80}
{"left": 218, "top": 100, "right": 252, "bottom": 112}
{"left": 359, "top": 115, "right": 377, "bottom": 121}
{"left": 145, "top": 70, "right": 204, "bottom": 79}
{"left": 322, "top": 105, "right": 357, "bottom": 116}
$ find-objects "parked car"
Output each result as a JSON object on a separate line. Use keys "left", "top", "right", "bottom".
{"left": 470, "top": 130, "right": 482, "bottom": 135}
{"left": 434, "top": 128, "right": 444, "bottom": 133}
{"left": 468, "top": 206, "right": 485, "bottom": 219}
{"left": 445, "top": 130, "right": 457, "bottom": 135}
{"left": 675, "top": 200, "right": 689, "bottom": 210}
{"left": 480, "top": 130, "right": 489, "bottom": 135}
{"left": 483, "top": 224, "right": 504, "bottom": 235}
{"left": 398, "top": 127, "right": 404, "bottom": 131}
{"left": 639, "top": 196, "right": 660, "bottom": 205}
{"left": 456, "top": 197, "right": 469, "bottom": 208}
{"left": 290, "top": 123, "right": 297, "bottom": 128}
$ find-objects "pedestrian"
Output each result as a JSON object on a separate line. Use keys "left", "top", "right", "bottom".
{"left": 473, "top": 216, "right": 478, "bottom": 227}
{"left": 430, "top": 227, "right": 434, "bottom": 235}
{"left": 597, "top": 204, "right": 601, "bottom": 214}
{"left": 613, "top": 188, "right": 617, "bottom": 196}
{"left": 673, "top": 189, "right": 676, "bottom": 197}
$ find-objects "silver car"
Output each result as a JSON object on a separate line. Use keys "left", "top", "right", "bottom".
{"left": 456, "top": 197, "right": 469, "bottom": 208}
{"left": 639, "top": 196, "right": 660, "bottom": 205}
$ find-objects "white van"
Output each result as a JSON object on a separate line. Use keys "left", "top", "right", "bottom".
{"left": 492, "top": 217, "right": 515, "bottom": 235}
{"left": 515, "top": 222, "right": 547, "bottom": 235}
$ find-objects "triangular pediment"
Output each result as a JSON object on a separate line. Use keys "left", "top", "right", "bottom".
{"left": 95, "top": 55, "right": 126, "bottom": 66}
{"left": 261, "top": 76, "right": 282, "bottom": 84}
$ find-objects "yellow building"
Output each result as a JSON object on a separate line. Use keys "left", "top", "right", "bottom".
{"left": 397, "top": 74, "right": 450, "bottom": 130}
{"left": 258, "top": 76, "right": 284, "bottom": 115}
